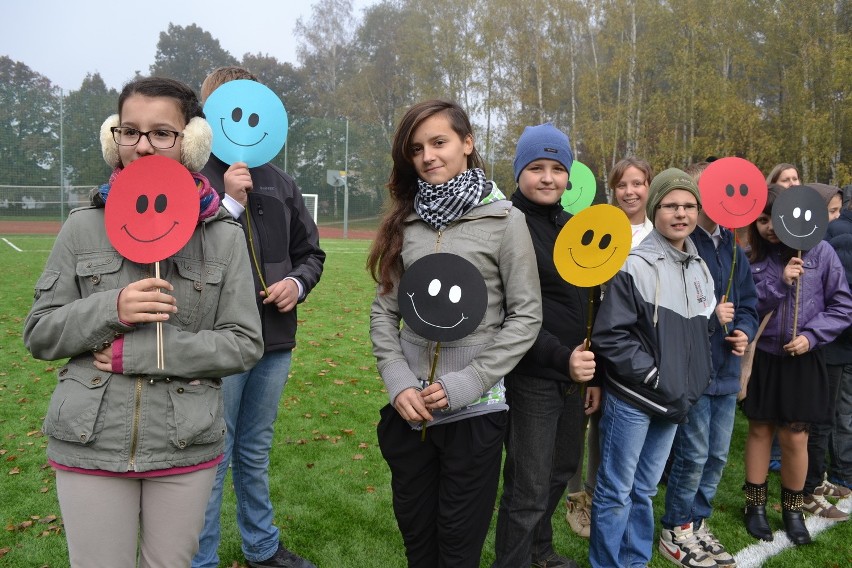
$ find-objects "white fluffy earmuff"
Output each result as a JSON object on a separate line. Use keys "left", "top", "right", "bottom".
{"left": 100, "top": 114, "right": 121, "bottom": 169}
{"left": 180, "top": 117, "right": 213, "bottom": 172}
{"left": 99, "top": 114, "right": 213, "bottom": 172}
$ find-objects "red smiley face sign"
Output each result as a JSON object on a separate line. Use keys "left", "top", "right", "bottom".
{"left": 698, "top": 157, "right": 768, "bottom": 229}
{"left": 105, "top": 155, "right": 199, "bottom": 263}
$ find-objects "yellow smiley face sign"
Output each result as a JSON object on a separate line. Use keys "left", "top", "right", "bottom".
{"left": 554, "top": 204, "right": 631, "bottom": 287}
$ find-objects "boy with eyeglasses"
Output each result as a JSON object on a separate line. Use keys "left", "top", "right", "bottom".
{"left": 589, "top": 168, "right": 731, "bottom": 568}
{"left": 657, "top": 163, "right": 758, "bottom": 567}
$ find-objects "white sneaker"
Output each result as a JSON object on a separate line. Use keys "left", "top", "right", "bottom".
{"left": 694, "top": 521, "right": 735, "bottom": 566}
{"left": 658, "top": 523, "right": 717, "bottom": 568}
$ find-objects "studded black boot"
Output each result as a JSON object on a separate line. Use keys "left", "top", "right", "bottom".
{"left": 781, "top": 487, "right": 812, "bottom": 545}
{"left": 744, "top": 481, "right": 773, "bottom": 541}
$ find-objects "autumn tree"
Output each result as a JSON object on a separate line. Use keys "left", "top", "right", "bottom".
{"left": 0, "top": 56, "right": 60, "bottom": 186}
{"left": 61, "top": 73, "right": 116, "bottom": 186}
{"left": 150, "top": 23, "right": 237, "bottom": 92}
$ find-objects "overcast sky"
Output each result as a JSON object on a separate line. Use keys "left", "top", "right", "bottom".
{"left": 1, "top": 0, "right": 376, "bottom": 92}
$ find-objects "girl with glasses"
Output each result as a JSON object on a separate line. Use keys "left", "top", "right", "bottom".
{"left": 23, "top": 76, "right": 263, "bottom": 567}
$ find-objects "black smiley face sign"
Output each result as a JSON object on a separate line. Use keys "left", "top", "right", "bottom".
{"left": 770, "top": 185, "right": 828, "bottom": 251}
{"left": 105, "top": 155, "right": 199, "bottom": 263}
{"left": 398, "top": 253, "right": 488, "bottom": 342}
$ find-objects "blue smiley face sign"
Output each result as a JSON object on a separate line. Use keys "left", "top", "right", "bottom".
{"left": 204, "top": 80, "right": 288, "bottom": 167}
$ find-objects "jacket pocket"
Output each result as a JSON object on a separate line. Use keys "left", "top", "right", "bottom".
{"left": 76, "top": 253, "right": 124, "bottom": 296}
{"left": 33, "top": 269, "right": 60, "bottom": 303}
{"left": 43, "top": 366, "right": 111, "bottom": 445}
{"left": 171, "top": 259, "right": 224, "bottom": 327}
{"left": 166, "top": 379, "right": 225, "bottom": 449}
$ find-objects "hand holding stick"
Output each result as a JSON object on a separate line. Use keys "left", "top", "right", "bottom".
{"left": 421, "top": 341, "right": 441, "bottom": 442}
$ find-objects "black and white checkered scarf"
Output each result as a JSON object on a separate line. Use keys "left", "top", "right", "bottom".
{"left": 414, "top": 168, "right": 487, "bottom": 231}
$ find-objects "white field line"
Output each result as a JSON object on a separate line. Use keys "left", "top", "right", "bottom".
{"left": 2, "top": 237, "right": 22, "bottom": 251}
{"left": 733, "top": 495, "right": 851, "bottom": 568}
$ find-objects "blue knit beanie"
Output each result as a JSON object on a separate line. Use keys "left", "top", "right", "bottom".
{"left": 513, "top": 123, "right": 574, "bottom": 181}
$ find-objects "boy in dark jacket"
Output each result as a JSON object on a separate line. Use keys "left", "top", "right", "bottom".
{"left": 589, "top": 168, "right": 729, "bottom": 568}
{"left": 193, "top": 67, "right": 324, "bottom": 568}
{"left": 493, "top": 123, "right": 598, "bottom": 568}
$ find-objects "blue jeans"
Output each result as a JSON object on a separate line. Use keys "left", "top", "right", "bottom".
{"left": 829, "top": 363, "right": 852, "bottom": 483}
{"left": 493, "top": 373, "right": 585, "bottom": 567}
{"left": 193, "top": 350, "right": 292, "bottom": 568}
{"left": 661, "top": 393, "right": 737, "bottom": 527}
{"left": 589, "top": 393, "right": 678, "bottom": 568}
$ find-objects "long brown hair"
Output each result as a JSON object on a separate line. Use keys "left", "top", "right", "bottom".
{"left": 747, "top": 184, "right": 794, "bottom": 263}
{"left": 367, "top": 100, "right": 483, "bottom": 293}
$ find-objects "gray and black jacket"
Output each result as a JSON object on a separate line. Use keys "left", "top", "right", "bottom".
{"left": 592, "top": 230, "right": 716, "bottom": 423}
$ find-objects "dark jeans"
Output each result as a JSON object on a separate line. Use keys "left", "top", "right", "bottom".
{"left": 805, "top": 363, "right": 843, "bottom": 493}
{"left": 829, "top": 363, "right": 852, "bottom": 484}
{"left": 377, "top": 404, "right": 507, "bottom": 568}
{"left": 493, "top": 373, "right": 585, "bottom": 567}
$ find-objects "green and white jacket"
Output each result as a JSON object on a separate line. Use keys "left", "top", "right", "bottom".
{"left": 24, "top": 206, "right": 263, "bottom": 472}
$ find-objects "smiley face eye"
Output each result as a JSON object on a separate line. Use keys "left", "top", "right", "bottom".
{"left": 136, "top": 195, "right": 148, "bottom": 214}
{"left": 248, "top": 113, "right": 260, "bottom": 127}
{"left": 793, "top": 207, "right": 801, "bottom": 219}
{"left": 805, "top": 209, "right": 812, "bottom": 222}
{"left": 232, "top": 107, "right": 243, "bottom": 122}
{"left": 581, "top": 229, "right": 594, "bottom": 246}
{"left": 448, "top": 285, "right": 461, "bottom": 304}
{"left": 739, "top": 183, "right": 749, "bottom": 196}
{"left": 599, "top": 233, "right": 612, "bottom": 249}
{"left": 428, "top": 279, "right": 441, "bottom": 296}
{"left": 725, "top": 184, "right": 735, "bottom": 197}
{"left": 154, "top": 194, "right": 167, "bottom": 213}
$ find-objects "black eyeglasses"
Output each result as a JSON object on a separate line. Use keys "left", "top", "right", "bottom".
{"left": 657, "top": 203, "right": 700, "bottom": 213}
{"left": 111, "top": 127, "right": 183, "bottom": 149}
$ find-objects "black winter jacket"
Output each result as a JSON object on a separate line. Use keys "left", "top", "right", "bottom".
{"left": 510, "top": 191, "right": 602, "bottom": 384}
{"left": 202, "top": 156, "right": 325, "bottom": 352}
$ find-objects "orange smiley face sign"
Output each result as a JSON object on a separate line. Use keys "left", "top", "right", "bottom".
{"left": 105, "top": 155, "right": 199, "bottom": 263}
{"left": 554, "top": 204, "right": 631, "bottom": 287}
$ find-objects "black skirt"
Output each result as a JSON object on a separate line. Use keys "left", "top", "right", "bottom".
{"left": 741, "top": 348, "right": 830, "bottom": 425}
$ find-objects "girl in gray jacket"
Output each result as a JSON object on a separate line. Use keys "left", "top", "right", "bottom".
{"left": 368, "top": 99, "right": 542, "bottom": 568}
{"left": 23, "top": 77, "right": 263, "bottom": 568}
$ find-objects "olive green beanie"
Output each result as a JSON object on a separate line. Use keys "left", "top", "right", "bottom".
{"left": 646, "top": 167, "right": 702, "bottom": 222}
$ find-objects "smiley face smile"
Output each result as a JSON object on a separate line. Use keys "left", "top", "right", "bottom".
{"left": 778, "top": 215, "right": 818, "bottom": 239}
{"left": 220, "top": 118, "right": 268, "bottom": 147}
{"left": 568, "top": 247, "right": 618, "bottom": 269}
{"left": 121, "top": 221, "right": 179, "bottom": 243}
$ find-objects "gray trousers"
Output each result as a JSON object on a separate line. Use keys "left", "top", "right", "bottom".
{"left": 56, "top": 467, "right": 217, "bottom": 568}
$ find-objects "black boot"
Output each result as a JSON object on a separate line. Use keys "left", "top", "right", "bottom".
{"left": 744, "top": 481, "right": 773, "bottom": 541}
{"left": 782, "top": 487, "right": 812, "bottom": 545}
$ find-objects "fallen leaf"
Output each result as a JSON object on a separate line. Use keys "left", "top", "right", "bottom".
{"left": 366, "top": 486, "right": 375, "bottom": 493}
{"left": 352, "top": 454, "right": 364, "bottom": 460}
{"left": 358, "top": 442, "right": 369, "bottom": 449}
{"left": 9, "top": 467, "right": 20, "bottom": 475}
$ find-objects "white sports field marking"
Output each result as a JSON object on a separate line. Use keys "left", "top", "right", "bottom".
{"left": 2, "top": 238, "right": 22, "bottom": 251}
{"left": 733, "top": 495, "right": 851, "bottom": 567}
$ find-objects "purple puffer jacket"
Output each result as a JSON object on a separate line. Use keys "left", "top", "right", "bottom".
{"left": 750, "top": 241, "right": 852, "bottom": 356}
